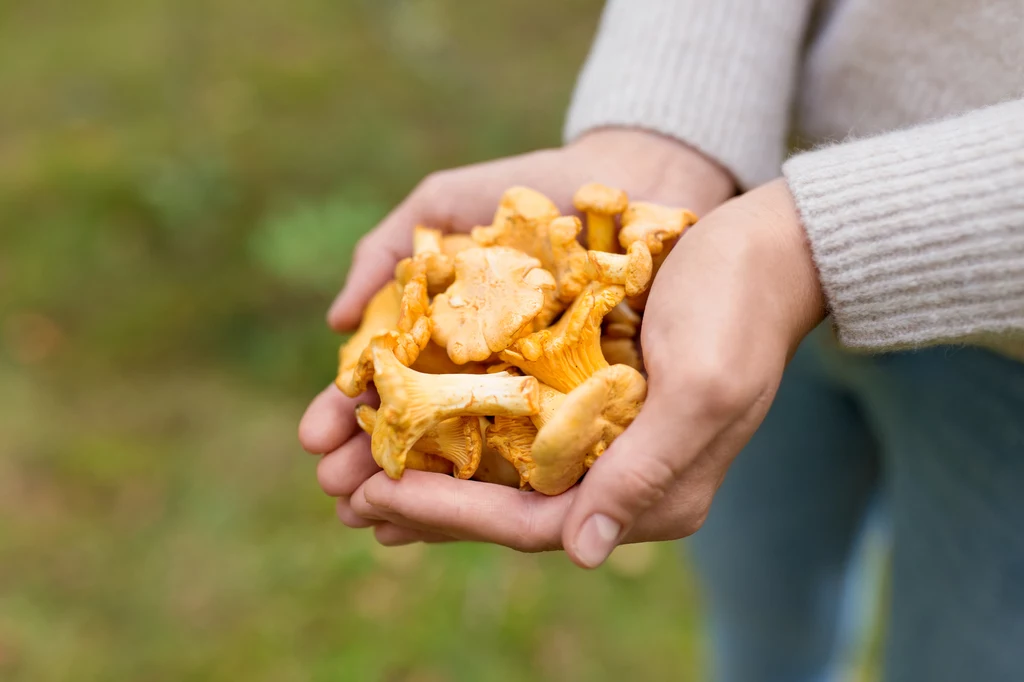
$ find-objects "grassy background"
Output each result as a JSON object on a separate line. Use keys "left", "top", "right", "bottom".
{"left": 0, "top": 1, "right": 718, "bottom": 680}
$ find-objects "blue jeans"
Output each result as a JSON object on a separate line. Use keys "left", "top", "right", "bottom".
{"left": 687, "top": 324, "right": 1024, "bottom": 682}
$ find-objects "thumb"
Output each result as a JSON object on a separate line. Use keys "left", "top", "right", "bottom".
{"left": 561, "top": 385, "right": 720, "bottom": 569}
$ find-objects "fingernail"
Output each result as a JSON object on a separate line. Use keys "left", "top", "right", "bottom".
{"left": 574, "top": 514, "right": 621, "bottom": 568}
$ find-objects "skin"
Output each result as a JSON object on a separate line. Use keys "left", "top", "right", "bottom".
{"left": 299, "top": 128, "right": 825, "bottom": 567}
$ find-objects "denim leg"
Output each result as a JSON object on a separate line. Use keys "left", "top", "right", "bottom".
{"left": 850, "top": 346, "right": 1024, "bottom": 682}
{"left": 687, "top": 331, "right": 880, "bottom": 682}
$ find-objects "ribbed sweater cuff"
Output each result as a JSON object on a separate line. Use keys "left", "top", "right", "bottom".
{"left": 784, "top": 99, "right": 1024, "bottom": 351}
{"left": 564, "top": 0, "right": 815, "bottom": 190}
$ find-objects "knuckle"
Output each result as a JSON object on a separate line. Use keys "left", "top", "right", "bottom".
{"left": 513, "top": 499, "right": 553, "bottom": 553}
{"left": 618, "top": 458, "right": 675, "bottom": 510}
{"left": 414, "top": 171, "right": 449, "bottom": 201}
{"left": 316, "top": 457, "right": 342, "bottom": 496}
{"left": 684, "top": 361, "right": 750, "bottom": 420}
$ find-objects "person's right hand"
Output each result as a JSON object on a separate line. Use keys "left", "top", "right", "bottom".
{"left": 298, "top": 127, "right": 737, "bottom": 541}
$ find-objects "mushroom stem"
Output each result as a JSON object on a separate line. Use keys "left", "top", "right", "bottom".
{"left": 586, "top": 213, "right": 617, "bottom": 253}
{"left": 370, "top": 334, "right": 541, "bottom": 478}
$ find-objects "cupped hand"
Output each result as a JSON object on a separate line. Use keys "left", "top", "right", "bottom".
{"left": 299, "top": 128, "right": 736, "bottom": 533}
{"left": 336, "top": 179, "right": 826, "bottom": 564}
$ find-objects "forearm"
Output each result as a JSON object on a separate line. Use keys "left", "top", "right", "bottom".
{"left": 565, "top": 0, "right": 818, "bottom": 190}
{"left": 784, "top": 98, "right": 1024, "bottom": 351}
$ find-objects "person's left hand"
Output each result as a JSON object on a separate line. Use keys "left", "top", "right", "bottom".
{"left": 329, "top": 179, "right": 827, "bottom": 567}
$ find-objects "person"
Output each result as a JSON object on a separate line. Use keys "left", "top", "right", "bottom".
{"left": 299, "top": 1, "right": 1024, "bottom": 679}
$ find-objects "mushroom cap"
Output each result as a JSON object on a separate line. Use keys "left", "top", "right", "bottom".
{"left": 335, "top": 281, "right": 403, "bottom": 397}
{"left": 431, "top": 246, "right": 556, "bottom": 364}
{"left": 573, "top": 183, "right": 629, "bottom": 215}
{"left": 619, "top": 202, "right": 697, "bottom": 255}
{"left": 470, "top": 187, "right": 560, "bottom": 265}
{"left": 530, "top": 364, "right": 647, "bottom": 495}
{"left": 588, "top": 241, "right": 653, "bottom": 297}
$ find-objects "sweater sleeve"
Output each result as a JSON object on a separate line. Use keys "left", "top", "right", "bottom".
{"left": 564, "top": 0, "right": 818, "bottom": 190}
{"left": 783, "top": 98, "right": 1024, "bottom": 351}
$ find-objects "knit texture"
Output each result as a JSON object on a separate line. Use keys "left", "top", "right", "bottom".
{"left": 564, "top": 0, "right": 816, "bottom": 190}
{"left": 784, "top": 99, "right": 1024, "bottom": 352}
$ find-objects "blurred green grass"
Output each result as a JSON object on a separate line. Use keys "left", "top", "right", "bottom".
{"left": 0, "top": 1, "right": 713, "bottom": 680}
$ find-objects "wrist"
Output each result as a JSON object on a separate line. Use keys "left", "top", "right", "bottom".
{"left": 568, "top": 127, "right": 736, "bottom": 216}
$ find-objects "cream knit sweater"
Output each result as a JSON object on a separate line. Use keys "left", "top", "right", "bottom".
{"left": 565, "top": 0, "right": 1024, "bottom": 356}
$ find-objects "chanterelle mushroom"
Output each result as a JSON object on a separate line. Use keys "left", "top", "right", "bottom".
{"left": 441, "top": 233, "right": 477, "bottom": 257}
{"left": 488, "top": 382, "right": 570, "bottom": 490}
{"left": 573, "top": 183, "right": 628, "bottom": 253}
{"left": 604, "top": 301, "right": 641, "bottom": 338}
{"left": 335, "top": 267, "right": 431, "bottom": 397}
{"left": 547, "top": 215, "right": 592, "bottom": 304}
{"left": 499, "top": 281, "right": 624, "bottom": 393}
{"left": 601, "top": 337, "right": 644, "bottom": 373}
{"left": 530, "top": 364, "right": 647, "bottom": 494}
{"left": 354, "top": 405, "right": 454, "bottom": 475}
{"left": 475, "top": 417, "right": 532, "bottom": 485}
{"left": 587, "top": 241, "right": 653, "bottom": 297}
{"left": 618, "top": 202, "right": 698, "bottom": 255}
{"left": 369, "top": 333, "right": 541, "bottom": 478}
{"left": 471, "top": 187, "right": 560, "bottom": 260}
{"left": 395, "top": 225, "right": 455, "bottom": 295}
{"left": 431, "top": 246, "right": 555, "bottom": 364}
{"left": 335, "top": 281, "right": 401, "bottom": 397}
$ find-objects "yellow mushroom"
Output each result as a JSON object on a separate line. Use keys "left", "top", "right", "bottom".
{"left": 395, "top": 225, "right": 456, "bottom": 295}
{"left": 335, "top": 281, "right": 402, "bottom": 397}
{"left": 618, "top": 202, "right": 698, "bottom": 255}
{"left": 587, "top": 241, "right": 653, "bottom": 297}
{"left": 547, "top": 215, "right": 593, "bottom": 304}
{"left": 530, "top": 364, "right": 647, "bottom": 494}
{"left": 475, "top": 419, "right": 529, "bottom": 488}
{"left": 573, "top": 183, "right": 628, "bottom": 253}
{"left": 354, "top": 405, "right": 454, "bottom": 475}
{"left": 486, "top": 415, "right": 538, "bottom": 489}
{"left": 604, "top": 301, "right": 641, "bottom": 338}
{"left": 441, "top": 233, "right": 477, "bottom": 257}
{"left": 499, "top": 281, "right": 624, "bottom": 393}
{"left": 470, "top": 187, "right": 561, "bottom": 259}
{"left": 601, "top": 337, "right": 644, "bottom": 373}
{"left": 335, "top": 267, "right": 432, "bottom": 398}
{"left": 431, "top": 246, "right": 556, "bottom": 364}
{"left": 369, "top": 333, "right": 541, "bottom": 479}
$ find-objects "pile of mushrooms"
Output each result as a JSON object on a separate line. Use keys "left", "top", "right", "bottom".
{"left": 335, "top": 184, "right": 698, "bottom": 495}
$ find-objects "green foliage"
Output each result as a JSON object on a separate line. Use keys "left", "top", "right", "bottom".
{"left": 0, "top": 1, "right": 725, "bottom": 680}
{"left": 250, "top": 194, "right": 386, "bottom": 292}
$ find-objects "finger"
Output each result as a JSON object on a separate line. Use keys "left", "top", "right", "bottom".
{"left": 561, "top": 387, "right": 726, "bottom": 569}
{"left": 336, "top": 496, "right": 379, "bottom": 529}
{"left": 353, "top": 471, "right": 573, "bottom": 552}
{"left": 373, "top": 523, "right": 455, "bottom": 547}
{"left": 327, "top": 200, "right": 418, "bottom": 331}
{"left": 299, "top": 385, "right": 368, "bottom": 454}
{"left": 317, "top": 432, "right": 380, "bottom": 497}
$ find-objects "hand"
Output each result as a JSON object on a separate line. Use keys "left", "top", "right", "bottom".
{"left": 341, "top": 179, "right": 826, "bottom": 565}
{"left": 299, "top": 128, "right": 736, "bottom": 539}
